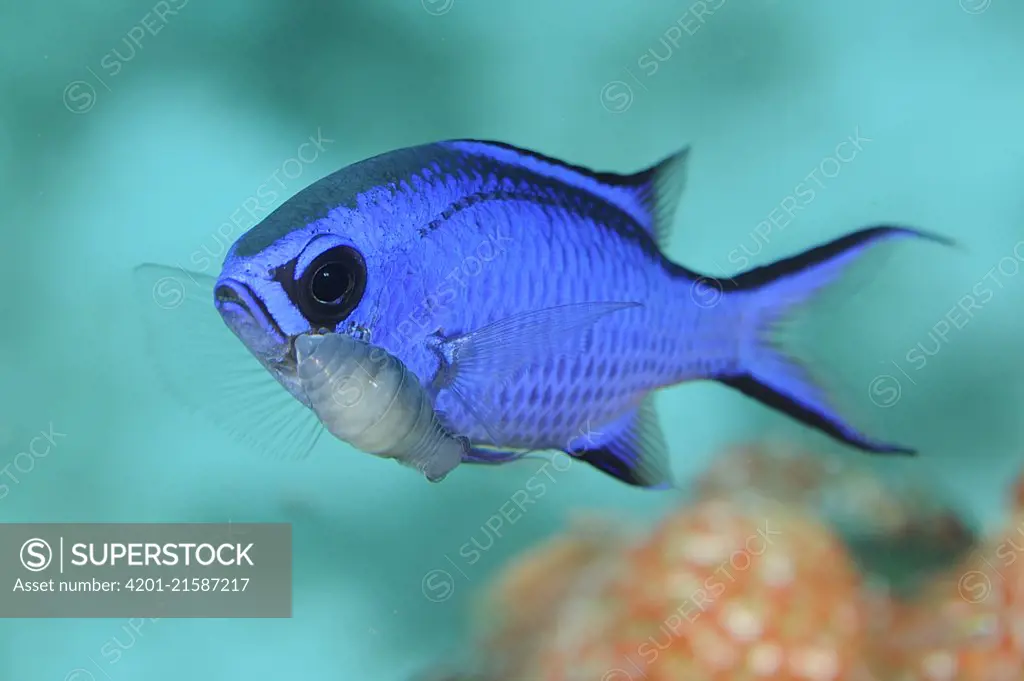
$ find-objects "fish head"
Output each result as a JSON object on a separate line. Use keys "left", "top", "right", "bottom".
{"left": 214, "top": 212, "right": 385, "bottom": 402}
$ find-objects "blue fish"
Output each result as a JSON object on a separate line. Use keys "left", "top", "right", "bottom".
{"left": 134, "top": 139, "right": 953, "bottom": 488}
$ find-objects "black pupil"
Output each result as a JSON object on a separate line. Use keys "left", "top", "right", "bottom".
{"left": 294, "top": 244, "right": 366, "bottom": 326}
{"left": 310, "top": 263, "right": 353, "bottom": 305}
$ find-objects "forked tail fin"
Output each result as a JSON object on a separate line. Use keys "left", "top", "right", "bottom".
{"left": 715, "top": 225, "right": 957, "bottom": 455}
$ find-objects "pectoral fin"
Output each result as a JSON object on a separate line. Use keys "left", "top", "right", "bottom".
{"left": 429, "top": 301, "right": 641, "bottom": 443}
{"left": 131, "top": 263, "right": 324, "bottom": 462}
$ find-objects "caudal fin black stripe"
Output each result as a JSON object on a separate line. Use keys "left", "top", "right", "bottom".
{"left": 722, "top": 226, "right": 956, "bottom": 292}
{"left": 718, "top": 374, "right": 916, "bottom": 456}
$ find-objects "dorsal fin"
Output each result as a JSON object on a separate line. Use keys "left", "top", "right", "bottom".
{"left": 628, "top": 147, "right": 690, "bottom": 249}
{"left": 444, "top": 140, "right": 690, "bottom": 249}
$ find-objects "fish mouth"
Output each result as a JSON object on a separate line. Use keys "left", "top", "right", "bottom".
{"left": 214, "top": 279, "right": 297, "bottom": 372}
{"left": 214, "top": 282, "right": 286, "bottom": 338}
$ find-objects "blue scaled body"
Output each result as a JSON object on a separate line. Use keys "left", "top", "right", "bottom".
{"left": 139, "top": 139, "right": 954, "bottom": 488}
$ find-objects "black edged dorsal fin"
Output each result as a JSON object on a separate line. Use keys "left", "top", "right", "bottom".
{"left": 445, "top": 140, "right": 690, "bottom": 249}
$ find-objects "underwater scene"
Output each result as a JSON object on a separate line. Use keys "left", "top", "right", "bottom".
{"left": 4, "top": 0, "right": 1024, "bottom": 679}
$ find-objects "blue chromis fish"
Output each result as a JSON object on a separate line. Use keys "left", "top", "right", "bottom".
{"left": 133, "top": 139, "right": 954, "bottom": 489}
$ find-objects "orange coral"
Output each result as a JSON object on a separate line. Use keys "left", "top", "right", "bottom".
{"left": 512, "top": 498, "right": 874, "bottom": 681}
{"left": 875, "top": 510, "right": 1024, "bottom": 680}
{"left": 475, "top": 514, "right": 634, "bottom": 681}
{"left": 455, "top": 446, "right": 1023, "bottom": 681}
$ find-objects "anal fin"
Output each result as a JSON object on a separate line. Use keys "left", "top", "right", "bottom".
{"left": 567, "top": 397, "right": 675, "bottom": 490}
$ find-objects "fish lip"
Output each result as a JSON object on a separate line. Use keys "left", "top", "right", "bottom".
{"left": 214, "top": 277, "right": 300, "bottom": 379}
{"left": 214, "top": 278, "right": 287, "bottom": 341}
{"left": 213, "top": 278, "right": 312, "bottom": 408}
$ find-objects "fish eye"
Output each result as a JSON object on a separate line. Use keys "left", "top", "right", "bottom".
{"left": 298, "top": 245, "right": 367, "bottom": 326}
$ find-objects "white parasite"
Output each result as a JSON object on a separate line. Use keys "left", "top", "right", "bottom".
{"left": 295, "top": 333, "right": 467, "bottom": 482}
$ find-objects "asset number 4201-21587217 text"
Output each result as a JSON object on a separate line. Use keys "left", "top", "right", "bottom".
{"left": 124, "top": 577, "right": 250, "bottom": 592}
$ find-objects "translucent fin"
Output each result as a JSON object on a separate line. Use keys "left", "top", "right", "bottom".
{"left": 433, "top": 301, "right": 641, "bottom": 442}
{"left": 717, "top": 226, "right": 958, "bottom": 455}
{"left": 443, "top": 398, "right": 551, "bottom": 466}
{"left": 630, "top": 146, "right": 690, "bottom": 248}
{"left": 566, "top": 396, "right": 675, "bottom": 489}
{"left": 445, "top": 387, "right": 508, "bottom": 446}
{"left": 131, "top": 263, "right": 323, "bottom": 461}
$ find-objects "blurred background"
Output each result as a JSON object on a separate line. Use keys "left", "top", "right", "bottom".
{"left": 3, "top": 0, "right": 1024, "bottom": 679}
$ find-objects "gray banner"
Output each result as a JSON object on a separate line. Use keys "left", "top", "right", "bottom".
{"left": 0, "top": 523, "right": 291, "bottom": 617}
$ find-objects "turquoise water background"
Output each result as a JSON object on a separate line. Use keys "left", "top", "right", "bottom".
{"left": 3, "top": 0, "right": 1024, "bottom": 678}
